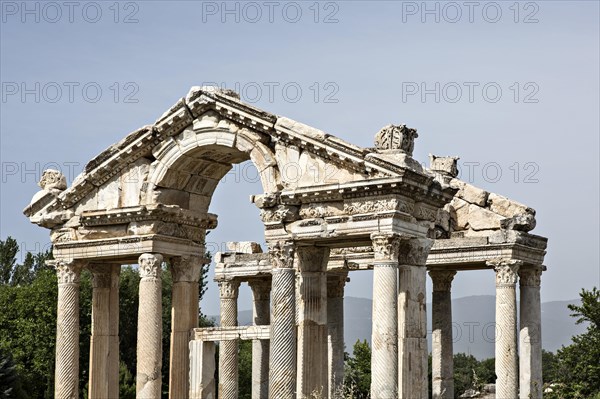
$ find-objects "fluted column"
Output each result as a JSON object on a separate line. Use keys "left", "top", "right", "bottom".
{"left": 490, "top": 259, "right": 521, "bottom": 399}
{"left": 54, "top": 259, "right": 84, "bottom": 399}
{"left": 296, "top": 246, "right": 329, "bottom": 398}
{"left": 169, "top": 256, "right": 202, "bottom": 399}
{"left": 268, "top": 241, "right": 297, "bottom": 399}
{"left": 429, "top": 269, "right": 457, "bottom": 399}
{"left": 218, "top": 279, "right": 240, "bottom": 399}
{"left": 370, "top": 233, "right": 400, "bottom": 399}
{"left": 136, "top": 253, "right": 163, "bottom": 399}
{"left": 249, "top": 279, "right": 271, "bottom": 399}
{"left": 89, "top": 264, "right": 120, "bottom": 399}
{"left": 398, "top": 237, "right": 432, "bottom": 399}
{"left": 327, "top": 273, "right": 347, "bottom": 399}
{"left": 519, "top": 266, "right": 543, "bottom": 399}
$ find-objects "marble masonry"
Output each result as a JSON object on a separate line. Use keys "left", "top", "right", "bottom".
{"left": 25, "top": 86, "right": 547, "bottom": 398}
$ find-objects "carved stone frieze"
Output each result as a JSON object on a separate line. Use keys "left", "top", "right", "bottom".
{"left": 343, "top": 197, "right": 414, "bottom": 215}
{"left": 138, "top": 253, "right": 163, "bottom": 279}
{"left": 413, "top": 202, "right": 438, "bottom": 222}
{"left": 374, "top": 124, "right": 418, "bottom": 155}
{"left": 429, "top": 270, "right": 457, "bottom": 292}
{"left": 488, "top": 259, "right": 522, "bottom": 286}
{"left": 260, "top": 205, "right": 299, "bottom": 223}
{"left": 298, "top": 202, "right": 343, "bottom": 219}
{"left": 371, "top": 233, "right": 402, "bottom": 262}
{"left": 217, "top": 280, "right": 240, "bottom": 299}
{"left": 267, "top": 241, "right": 295, "bottom": 269}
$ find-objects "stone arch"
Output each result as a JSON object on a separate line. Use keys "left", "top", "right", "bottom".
{"left": 143, "top": 110, "right": 281, "bottom": 214}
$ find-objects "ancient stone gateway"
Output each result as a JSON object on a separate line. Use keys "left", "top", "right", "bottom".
{"left": 24, "top": 87, "right": 547, "bottom": 399}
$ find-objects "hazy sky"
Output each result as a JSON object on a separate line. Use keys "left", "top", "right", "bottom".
{"left": 1, "top": 1, "right": 598, "bottom": 316}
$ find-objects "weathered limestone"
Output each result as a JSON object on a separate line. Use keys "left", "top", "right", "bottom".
{"left": 169, "top": 256, "right": 203, "bottom": 399}
{"left": 296, "top": 246, "right": 330, "bottom": 398}
{"left": 370, "top": 233, "right": 400, "bottom": 399}
{"left": 430, "top": 270, "right": 457, "bottom": 399}
{"left": 519, "top": 267, "right": 543, "bottom": 399}
{"left": 54, "top": 259, "right": 83, "bottom": 399}
{"left": 491, "top": 259, "right": 521, "bottom": 399}
{"left": 137, "top": 253, "right": 164, "bottom": 399}
{"left": 398, "top": 237, "right": 433, "bottom": 399}
{"left": 268, "top": 241, "right": 297, "bottom": 399}
{"left": 217, "top": 279, "right": 240, "bottom": 399}
{"left": 249, "top": 279, "right": 271, "bottom": 399}
{"left": 88, "top": 264, "right": 120, "bottom": 399}
{"left": 189, "top": 340, "right": 216, "bottom": 398}
{"left": 327, "top": 273, "right": 347, "bottom": 399}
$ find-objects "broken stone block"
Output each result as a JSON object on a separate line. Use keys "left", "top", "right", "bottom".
{"left": 467, "top": 204, "right": 506, "bottom": 231}
{"left": 488, "top": 193, "right": 534, "bottom": 218}
{"left": 226, "top": 242, "right": 263, "bottom": 254}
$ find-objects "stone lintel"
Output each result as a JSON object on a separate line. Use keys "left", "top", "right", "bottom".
{"left": 193, "top": 326, "right": 270, "bottom": 342}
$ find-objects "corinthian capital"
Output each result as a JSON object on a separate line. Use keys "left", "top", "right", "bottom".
{"left": 218, "top": 280, "right": 240, "bottom": 299}
{"left": 429, "top": 270, "right": 457, "bottom": 292}
{"left": 267, "top": 240, "right": 295, "bottom": 269}
{"left": 371, "top": 232, "right": 401, "bottom": 262}
{"left": 138, "top": 253, "right": 163, "bottom": 279}
{"left": 398, "top": 237, "right": 433, "bottom": 266}
{"left": 248, "top": 279, "right": 271, "bottom": 301}
{"left": 89, "top": 264, "right": 113, "bottom": 288}
{"left": 52, "top": 259, "right": 84, "bottom": 285}
{"left": 170, "top": 256, "right": 203, "bottom": 283}
{"left": 519, "top": 267, "right": 543, "bottom": 287}
{"left": 489, "top": 259, "right": 522, "bottom": 286}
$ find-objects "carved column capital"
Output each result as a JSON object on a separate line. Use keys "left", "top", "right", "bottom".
{"left": 138, "top": 253, "right": 163, "bottom": 279}
{"left": 218, "top": 280, "right": 240, "bottom": 299}
{"left": 327, "top": 274, "right": 348, "bottom": 298}
{"left": 489, "top": 259, "right": 522, "bottom": 286}
{"left": 51, "top": 259, "right": 84, "bottom": 285}
{"left": 429, "top": 269, "right": 457, "bottom": 292}
{"left": 519, "top": 266, "right": 543, "bottom": 288}
{"left": 248, "top": 279, "right": 271, "bottom": 301}
{"left": 371, "top": 232, "right": 402, "bottom": 262}
{"left": 398, "top": 237, "right": 433, "bottom": 266}
{"left": 170, "top": 256, "right": 203, "bottom": 283}
{"left": 267, "top": 240, "right": 295, "bottom": 269}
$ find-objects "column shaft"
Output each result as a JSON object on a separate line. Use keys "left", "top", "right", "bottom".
{"left": 109, "top": 265, "right": 120, "bottom": 399}
{"left": 136, "top": 253, "right": 163, "bottom": 399}
{"left": 218, "top": 280, "right": 240, "bottom": 399}
{"left": 268, "top": 241, "right": 297, "bottom": 399}
{"left": 519, "top": 267, "right": 543, "bottom": 399}
{"left": 430, "top": 270, "right": 456, "bottom": 399}
{"left": 327, "top": 274, "right": 347, "bottom": 399}
{"left": 398, "top": 238, "right": 432, "bottom": 399}
{"left": 492, "top": 259, "right": 521, "bottom": 399}
{"left": 249, "top": 279, "right": 271, "bottom": 399}
{"left": 54, "top": 260, "right": 83, "bottom": 399}
{"left": 169, "top": 257, "right": 202, "bottom": 399}
{"left": 189, "top": 340, "right": 216, "bottom": 398}
{"left": 370, "top": 233, "right": 400, "bottom": 399}
{"left": 89, "top": 264, "right": 118, "bottom": 399}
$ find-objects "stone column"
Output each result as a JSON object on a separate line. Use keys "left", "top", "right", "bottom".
{"left": 169, "top": 256, "right": 202, "bottom": 399}
{"left": 189, "top": 340, "right": 216, "bottom": 398}
{"left": 268, "top": 241, "right": 297, "bottom": 399}
{"left": 327, "top": 273, "right": 347, "bottom": 399}
{"left": 370, "top": 233, "right": 400, "bottom": 399}
{"left": 89, "top": 264, "right": 120, "bottom": 399}
{"left": 218, "top": 279, "right": 240, "bottom": 399}
{"left": 398, "top": 237, "right": 433, "bottom": 399}
{"left": 519, "top": 266, "right": 543, "bottom": 399}
{"left": 136, "top": 253, "right": 163, "bottom": 399}
{"left": 490, "top": 259, "right": 521, "bottom": 399}
{"left": 429, "top": 269, "right": 457, "bottom": 399}
{"left": 54, "top": 259, "right": 83, "bottom": 399}
{"left": 248, "top": 279, "right": 271, "bottom": 399}
{"left": 296, "top": 246, "right": 329, "bottom": 398}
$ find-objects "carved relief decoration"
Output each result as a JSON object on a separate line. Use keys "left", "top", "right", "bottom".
{"left": 53, "top": 260, "right": 83, "bottom": 284}
{"left": 374, "top": 124, "right": 418, "bottom": 155}
{"left": 218, "top": 280, "right": 240, "bottom": 299}
{"left": 170, "top": 256, "right": 203, "bottom": 282}
{"left": 267, "top": 240, "right": 295, "bottom": 269}
{"left": 371, "top": 233, "right": 401, "bottom": 262}
{"left": 138, "top": 253, "right": 163, "bottom": 279}
{"left": 398, "top": 237, "right": 433, "bottom": 266}
{"left": 489, "top": 259, "right": 522, "bottom": 286}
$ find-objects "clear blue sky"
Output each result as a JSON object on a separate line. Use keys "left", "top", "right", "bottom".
{"left": 1, "top": 1, "right": 598, "bottom": 315}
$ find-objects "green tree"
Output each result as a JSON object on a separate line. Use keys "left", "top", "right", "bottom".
{"left": 0, "top": 348, "right": 26, "bottom": 399}
{"left": 238, "top": 339, "right": 253, "bottom": 399}
{"left": 344, "top": 339, "right": 371, "bottom": 398}
{"left": 542, "top": 349, "right": 558, "bottom": 384}
{"left": 547, "top": 287, "right": 600, "bottom": 398}
{"left": 0, "top": 237, "right": 18, "bottom": 285}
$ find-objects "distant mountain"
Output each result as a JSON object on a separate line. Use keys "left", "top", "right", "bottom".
{"left": 213, "top": 295, "right": 586, "bottom": 360}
